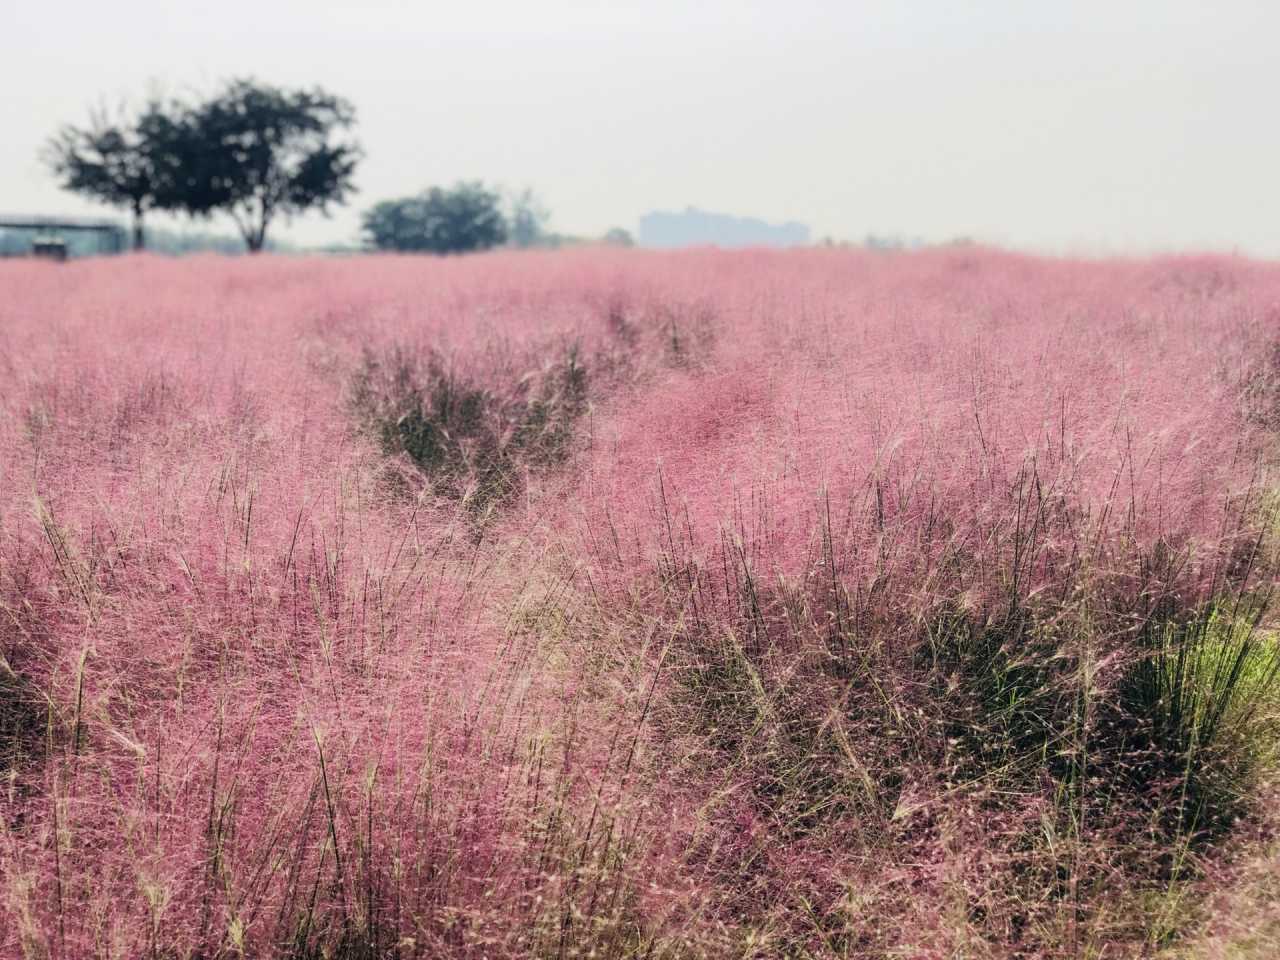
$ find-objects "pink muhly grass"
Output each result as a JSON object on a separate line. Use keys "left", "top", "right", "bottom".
{"left": 0, "top": 247, "right": 1277, "bottom": 957}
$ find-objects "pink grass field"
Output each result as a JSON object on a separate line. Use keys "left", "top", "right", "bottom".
{"left": 1, "top": 247, "right": 1279, "bottom": 958}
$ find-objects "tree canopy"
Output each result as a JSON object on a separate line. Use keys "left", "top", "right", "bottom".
{"left": 44, "top": 101, "right": 194, "bottom": 250}
{"left": 188, "top": 80, "right": 360, "bottom": 252}
{"left": 44, "top": 80, "right": 360, "bottom": 253}
{"left": 362, "top": 183, "right": 509, "bottom": 254}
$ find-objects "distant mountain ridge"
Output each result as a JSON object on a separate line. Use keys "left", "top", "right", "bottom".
{"left": 638, "top": 207, "right": 809, "bottom": 249}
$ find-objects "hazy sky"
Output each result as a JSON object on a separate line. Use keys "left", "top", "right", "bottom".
{"left": 5, "top": 1, "right": 1279, "bottom": 255}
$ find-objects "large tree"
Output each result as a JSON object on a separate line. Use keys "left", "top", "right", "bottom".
{"left": 187, "top": 79, "right": 360, "bottom": 252}
{"left": 44, "top": 101, "right": 192, "bottom": 251}
{"left": 362, "top": 183, "right": 509, "bottom": 254}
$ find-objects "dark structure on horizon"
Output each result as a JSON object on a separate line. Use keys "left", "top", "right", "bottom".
{"left": 0, "top": 215, "right": 126, "bottom": 258}
{"left": 638, "top": 207, "right": 810, "bottom": 249}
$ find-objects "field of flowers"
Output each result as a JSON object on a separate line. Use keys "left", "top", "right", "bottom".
{"left": 1, "top": 248, "right": 1278, "bottom": 958}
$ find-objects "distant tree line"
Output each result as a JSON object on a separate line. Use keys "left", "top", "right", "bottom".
{"left": 48, "top": 80, "right": 637, "bottom": 256}
{"left": 360, "top": 184, "right": 556, "bottom": 254}
{"left": 360, "top": 184, "right": 634, "bottom": 254}
{"left": 45, "top": 79, "right": 360, "bottom": 252}
{"left": 362, "top": 183, "right": 510, "bottom": 254}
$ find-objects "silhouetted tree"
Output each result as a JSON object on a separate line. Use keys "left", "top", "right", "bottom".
{"left": 44, "top": 101, "right": 192, "bottom": 251}
{"left": 186, "top": 79, "right": 360, "bottom": 252}
{"left": 362, "top": 183, "right": 509, "bottom": 254}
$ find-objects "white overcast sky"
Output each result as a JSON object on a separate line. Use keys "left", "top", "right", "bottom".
{"left": 3, "top": 0, "right": 1279, "bottom": 255}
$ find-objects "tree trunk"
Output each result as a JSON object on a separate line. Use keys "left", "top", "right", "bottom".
{"left": 132, "top": 202, "right": 145, "bottom": 251}
{"left": 236, "top": 202, "right": 269, "bottom": 253}
{"left": 240, "top": 216, "right": 265, "bottom": 253}
{"left": 249, "top": 210, "right": 269, "bottom": 253}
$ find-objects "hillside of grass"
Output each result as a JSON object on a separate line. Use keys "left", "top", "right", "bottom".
{"left": 1, "top": 248, "right": 1278, "bottom": 958}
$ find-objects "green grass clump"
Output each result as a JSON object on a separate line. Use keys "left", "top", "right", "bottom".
{"left": 0, "top": 591, "right": 49, "bottom": 773}
{"left": 1120, "top": 606, "right": 1280, "bottom": 838}
{"left": 350, "top": 345, "right": 588, "bottom": 513}
{"left": 0, "top": 659, "right": 43, "bottom": 773}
